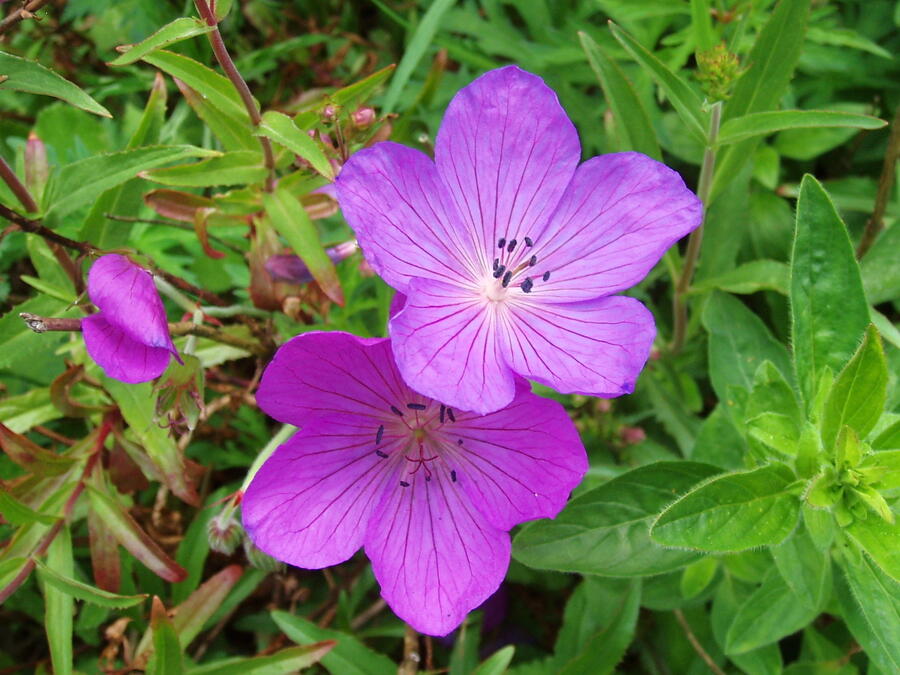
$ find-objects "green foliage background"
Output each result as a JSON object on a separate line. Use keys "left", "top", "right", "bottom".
{"left": 1, "top": 0, "right": 899, "bottom": 673}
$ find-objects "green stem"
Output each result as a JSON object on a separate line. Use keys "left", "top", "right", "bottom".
{"left": 240, "top": 424, "right": 297, "bottom": 494}
{"left": 154, "top": 276, "right": 198, "bottom": 314}
{"left": 671, "top": 101, "right": 722, "bottom": 355}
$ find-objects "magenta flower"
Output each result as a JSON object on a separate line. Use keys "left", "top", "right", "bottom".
{"left": 241, "top": 331, "right": 587, "bottom": 636}
{"left": 82, "top": 254, "right": 180, "bottom": 383}
{"left": 336, "top": 66, "right": 702, "bottom": 414}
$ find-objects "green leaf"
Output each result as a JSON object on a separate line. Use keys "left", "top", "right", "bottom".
{"left": 257, "top": 111, "right": 333, "bottom": 179}
{"left": 176, "top": 78, "right": 257, "bottom": 152}
{"left": 263, "top": 186, "right": 343, "bottom": 305}
{"left": 0, "top": 421, "right": 76, "bottom": 475}
{"left": 271, "top": 611, "right": 395, "bottom": 675}
{"left": 861, "top": 219, "right": 900, "bottom": 305}
{"left": 651, "top": 463, "right": 801, "bottom": 552}
{"left": 35, "top": 560, "right": 147, "bottom": 608}
{"left": 859, "top": 450, "right": 900, "bottom": 489}
{"left": 87, "top": 486, "right": 187, "bottom": 583}
{"left": 710, "top": 576, "right": 783, "bottom": 675}
{"left": 680, "top": 557, "right": 718, "bottom": 599}
{"left": 148, "top": 597, "right": 184, "bottom": 675}
{"left": 821, "top": 325, "right": 887, "bottom": 448}
{"left": 43, "top": 526, "right": 74, "bottom": 675}
{"left": 0, "top": 52, "right": 111, "bottom": 117}
{"left": 717, "top": 109, "right": 886, "bottom": 146}
{"left": 474, "top": 646, "right": 515, "bottom": 675}
{"left": 109, "top": 17, "right": 215, "bottom": 66}
{"left": 141, "top": 151, "right": 266, "bottom": 187}
{"left": 835, "top": 546, "right": 900, "bottom": 674}
{"left": 609, "top": 21, "right": 707, "bottom": 142}
{"left": 328, "top": 64, "right": 396, "bottom": 107}
{"left": 185, "top": 643, "right": 336, "bottom": 675}
{"left": 0, "top": 489, "right": 58, "bottom": 525}
{"left": 771, "top": 528, "right": 830, "bottom": 610}
{"left": 790, "top": 175, "right": 870, "bottom": 407}
{"left": 690, "top": 0, "right": 716, "bottom": 52}
{"left": 513, "top": 462, "right": 721, "bottom": 576}
{"left": 171, "top": 565, "right": 243, "bottom": 648}
{"left": 846, "top": 517, "right": 900, "bottom": 582}
{"left": 382, "top": 0, "right": 455, "bottom": 114}
{"left": 43, "top": 145, "right": 217, "bottom": 223}
{"left": 690, "top": 259, "right": 789, "bottom": 296}
{"left": 578, "top": 32, "right": 661, "bottom": 159}
{"left": 744, "top": 361, "right": 803, "bottom": 455}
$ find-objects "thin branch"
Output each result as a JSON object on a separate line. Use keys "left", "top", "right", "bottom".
{"left": 19, "top": 313, "right": 82, "bottom": 333}
{"left": 193, "top": 0, "right": 276, "bottom": 191}
{"left": 104, "top": 214, "right": 245, "bottom": 255}
{"left": 398, "top": 624, "right": 420, "bottom": 675}
{"left": 0, "top": 0, "right": 52, "bottom": 36}
{"left": 673, "top": 609, "right": 726, "bottom": 675}
{"left": 168, "top": 321, "right": 268, "bottom": 356}
{"left": 857, "top": 104, "right": 900, "bottom": 259}
{"left": 0, "top": 155, "right": 38, "bottom": 212}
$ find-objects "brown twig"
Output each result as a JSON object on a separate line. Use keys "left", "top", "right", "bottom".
{"left": 193, "top": 0, "right": 276, "bottom": 191}
{"left": 857, "top": 104, "right": 900, "bottom": 259}
{"left": 19, "top": 313, "right": 82, "bottom": 333}
{"left": 398, "top": 624, "right": 420, "bottom": 675}
{"left": 105, "top": 213, "right": 245, "bottom": 255}
{"left": 168, "top": 321, "right": 267, "bottom": 356}
{"left": 349, "top": 598, "right": 387, "bottom": 630}
{"left": 673, "top": 609, "right": 726, "bottom": 675}
{"left": 0, "top": 0, "right": 52, "bottom": 36}
{"left": 0, "top": 156, "right": 38, "bottom": 212}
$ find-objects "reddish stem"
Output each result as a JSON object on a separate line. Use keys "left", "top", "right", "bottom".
{"left": 0, "top": 156, "right": 38, "bottom": 213}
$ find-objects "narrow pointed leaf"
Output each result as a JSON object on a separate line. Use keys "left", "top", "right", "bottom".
{"left": 35, "top": 560, "right": 147, "bottom": 608}
{"left": 141, "top": 151, "right": 267, "bottom": 187}
{"left": 88, "top": 506, "right": 121, "bottom": 592}
{"left": 43, "top": 527, "right": 74, "bottom": 675}
{"left": 109, "top": 17, "right": 215, "bottom": 66}
{"left": 0, "top": 489, "right": 57, "bottom": 525}
{"left": 717, "top": 109, "right": 886, "bottom": 146}
{"left": 0, "top": 52, "right": 111, "bottom": 117}
{"left": 0, "top": 422, "right": 75, "bottom": 476}
{"left": 176, "top": 78, "right": 258, "bottom": 152}
{"left": 258, "top": 111, "right": 333, "bottom": 179}
{"left": 171, "top": 564, "right": 243, "bottom": 648}
{"left": 185, "top": 643, "right": 336, "bottom": 675}
{"left": 148, "top": 597, "right": 184, "bottom": 675}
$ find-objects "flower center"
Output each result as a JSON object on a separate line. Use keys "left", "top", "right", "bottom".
{"left": 487, "top": 235, "right": 551, "bottom": 297}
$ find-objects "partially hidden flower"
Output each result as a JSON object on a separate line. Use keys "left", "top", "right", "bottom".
{"left": 336, "top": 65, "right": 703, "bottom": 414}
{"left": 265, "top": 240, "right": 359, "bottom": 285}
{"left": 241, "top": 331, "right": 587, "bottom": 636}
{"left": 83, "top": 254, "right": 181, "bottom": 383}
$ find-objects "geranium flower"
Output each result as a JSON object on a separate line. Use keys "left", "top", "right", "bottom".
{"left": 82, "top": 254, "right": 181, "bottom": 383}
{"left": 336, "top": 65, "right": 702, "bottom": 414}
{"left": 241, "top": 331, "right": 587, "bottom": 636}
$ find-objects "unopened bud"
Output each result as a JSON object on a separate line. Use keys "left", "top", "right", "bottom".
{"left": 266, "top": 240, "right": 358, "bottom": 285}
{"left": 243, "top": 537, "right": 283, "bottom": 572}
{"left": 24, "top": 132, "right": 49, "bottom": 199}
{"left": 352, "top": 107, "right": 375, "bottom": 128}
{"left": 695, "top": 44, "right": 743, "bottom": 102}
{"left": 619, "top": 426, "right": 646, "bottom": 445}
{"left": 207, "top": 512, "right": 243, "bottom": 555}
{"left": 322, "top": 104, "right": 337, "bottom": 121}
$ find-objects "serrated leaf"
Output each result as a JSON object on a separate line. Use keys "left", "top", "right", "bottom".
{"left": 790, "top": 175, "right": 869, "bottom": 407}
{"left": 0, "top": 52, "right": 111, "bottom": 117}
{"left": 35, "top": 560, "right": 147, "bottom": 608}
{"left": 651, "top": 463, "right": 801, "bottom": 552}
{"left": 717, "top": 109, "right": 885, "bottom": 146}
{"left": 109, "top": 17, "right": 215, "bottom": 66}
{"left": 257, "top": 111, "right": 333, "bottom": 179}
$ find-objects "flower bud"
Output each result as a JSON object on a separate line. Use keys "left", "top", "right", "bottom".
{"left": 265, "top": 240, "right": 358, "bottom": 285}
{"left": 243, "top": 537, "right": 283, "bottom": 572}
{"left": 24, "top": 132, "right": 49, "bottom": 200}
{"left": 155, "top": 354, "right": 204, "bottom": 431}
{"left": 352, "top": 107, "right": 376, "bottom": 128}
{"left": 207, "top": 512, "right": 243, "bottom": 555}
{"left": 619, "top": 426, "right": 646, "bottom": 445}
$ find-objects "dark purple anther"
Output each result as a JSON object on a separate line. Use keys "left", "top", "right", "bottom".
{"left": 506, "top": 239, "right": 517, "bottom": 253}
{"left": 457, "top": 439, "right": 463, "bottom": 445}
{"left": 501, "top": 271, "right": 512, "bottom": 287}
{"left": 407, "top": 403, "right": 427, "bottom": 410}
{"left": 542, "top": 271, "right": 550, "bottom": 282}
{"left": 497, "top": 237, "right": 506, "bottom": 249}
{"left": 493, "top": 258, "right": 500, "bottom": 271}
{"left": 376, "top": 425, "right": 384, "bottom": 444}
{"left": 493, "top": 265, "right": 506, "bottom": 279}
{"left": 521, "top": 278, "right": 534, "bottom": 293}
{"left": 440, "top": 404, "right": 446, "bottom": 423}
{"left": 447, "top": 408, "right": 456, "bottom": 423}
{"left": 529, "top": 255, "right": 537, "bottom": 267}
{"left": 376, "top": 450, "right": 388, "bottom": 458}
{"left": 451, "top": 470, "right": 457, "bottom": 483}
{"left": 400, "top": 480, "right": 410, "bottom": 487}
{"left": 524, "top": 237, "right": 533, "bottom": 247}
{"left": 390, "top": 405, "right": 403, "bottom": 417}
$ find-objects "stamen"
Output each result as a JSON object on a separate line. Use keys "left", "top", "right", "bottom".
{"left": 507, "top": 239, "right": 517, "bottom": 253}
{"left": 529, "top": 255, "right": 537, "bottom": 267}
{"left": 376, "top": 425, "right": 384, "bottom": 444}
{"left": 457, "top": 439, "right": 463, "bottom": 445}
{"left": 447, "top": 408, "right": 456, "bottom": 423}
{"left": 451, "top": 470, "right": 457, "bottom": 483}
{"left": 375, "top": 450, "right": 388, "bottom": 458}
{"left": 524, "top": 236, "right": 533, "bottom": 247}
{"left": 390, "top": 405, "right": 403, "bottom": 417}
{"left": 400, "top": 480, "right": 410, "bottom": 487}
{"left": 407, "top": 403, "right": 426, "bottom": 410}
{"left": 521, "top": 277, "right": 534, "bottom": 293}
{"left": 492, "top": 264, "right": 506, "bottom": 279}
{"left": 493, "top": 258, "right": 500, "bottom": 271}
{"left": 440, "top": 404, "right": 446, "bottom": 424}
{"left": 542, "top": 271, "right": 551, "bottom": 282}
{"left": 425, "top": 475, "right": 432, "bottom": 482}
{"left": 497, "top": 237, "right": 506, "bottom": 249}
{"left": 501, "top": 271, "right": 512, "bottom": 287}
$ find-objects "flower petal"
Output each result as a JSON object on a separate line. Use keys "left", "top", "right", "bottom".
{"left": 448, "top": 389, "right": 587, "bottom": 530}
{"left": 87, "top": 254, "right": 177, "bottom": 356}
{"left": 435, "top": 66, "right": 580, "bottom": 256}
{"left": 242, "top": 417, "right": 398, "bottom": 569}
{"left": 365, "top": 470, "right": 509, "bottom": 636}
{"left": 530, "top": 153, "right": 702, "bottom": 301}
{"left": 82, "top": 314, "right": 171, "bottom": 383}
{"left": 256, "top": 333, "right": 410, "bottom": 427}
{"left": 502, "top": 295, "right": 656, "bottom": 397}
{"left": 335, "top": 142, "right": 477, "bottom": 292}
{"left": 390, "top": 278, "right": 516, "bottom": 415}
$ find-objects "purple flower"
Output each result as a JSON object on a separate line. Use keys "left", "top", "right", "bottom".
{"left": 336, "top": 66, "right": 702, "bottom": 414}
{"left": 82, "top": 254, "right": 181, "bottom": 383}
{"left": 241, "top": 331, "right": 587, "bottom": 636}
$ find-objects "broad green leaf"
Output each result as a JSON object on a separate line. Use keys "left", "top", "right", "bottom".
{"left": 103, "top": 378, "right": 198, "bottom": 505}
{"left": 0, "top": 52, "right": 111, "bottom": 117}
{"left": 717, "top": 110, "right": 886, "bottom": 146}
{"left": 185, "top": 643, "right": 336, "bottom": 675}
{"left": 87, "top": 486, "right": 187, "bottom": 582}
{"left": 141, "top": 50, "right": 249, "bottom": 120}
{"left": 846, "top": 517, "right": 900, "bottom": 582}
{"left": 0, "top": 295, "right": 77, "bottom": 376}
{"left": 553, "top": 577, "right": 640, "bottom": 675}
{"left": 690, "top": 260, "right": 789, "bottom": 296}
{"left": 257, "top": 111, "right": 333, "bottom": 179}
{"left": 680, "top": 557, "right": 718, "bottom": 599}
{"left": 821, "top": 325, "right": 887, "bottom": 448}
{"left": 382, "top": 0, "right": 455, "bottom": 114}
{"left": 578, "top": 32, "right": 661, "bottom": 159}
{"left": 771, "top": 528, "right": 830, "bottom": 610}
{"left": 148, "top": 597, "right": 183, "bottom": 675}
{"left": 859, "top": 450, "right": 900, "bottom": 489}
{"left": 872, "top": 420, "right": 900, "bottom": 450}
{"left": 35, "top": 560, "right": 146, "bottom": 608}
{"left": 711, "top": 0, "right": 811, "bottom": 200}
{"left": 861, "top": 220, "right": 900, "bottom": 305}
{"left": 835, "top": 547, "right": 900, "bottom": 673}
{"left": 109, "top": 17, "right": 215, "bottom": 66}
{"left": 744, "top": 361, "right": 803, "bottom": 455}
{"left": 43, "top": 527, "right": 74, "bottom": 675}
{"left": 176, "top": 79, "right": 257, "bottom": 153}
{"left": 725, "top": 565, "right": 825, "bottom": 654}
{"left": 513, "top": 462, "right": 721, "bottom": 576}
{"left": 263, "top": 186, "right": 343, "bottom": 305}
{"left": 651, "top": 463, "right": 801, "bottom": 552}
{"left": 710, "top": 576, "right": 783, "bottom": 675}
{"left": 702, "top": 292, "right": 792, "bottom": 402}
{"left": 43, "top": 145, "right": 217, "bottom": 222}
{"left": 271, "top": 611, "right": 395, "bottom": 675}
{"left": 790, "top": 175, "right": 869, "bottom": 406}
{"left": 690, "top": 0, "right": 716, "bottom": 52}
{"left": 0, "top": 489, "right": 57, "bottom": 525}
{"left": 141, "top": 151, "right": 266, "bottom": 187}
{"left": 609, "top": 22, "right": 707, "bottom": 142}
{"left": 474, "top": 646, "right": 515, "bottom": 675}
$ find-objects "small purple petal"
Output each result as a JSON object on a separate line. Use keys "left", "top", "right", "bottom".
{"left": 502, "top": 295, "right": 656, "bottom": 397}
{"left": 435, "top": 66, "right": 580, "bottom": 256}
{"left": 266, "top": 241, "right": 359, "bottom": 284}
{"left": 365, "top": 469, "right": 510, "bottom": 636}
{"left": 389, "top": 277, "right": 517, "bottom": 415}
{"left": 532, "top": 152, "right": 703, "bottom": 301}
{"left": 82, "top": 314, "right": 172, "bottom": 383}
